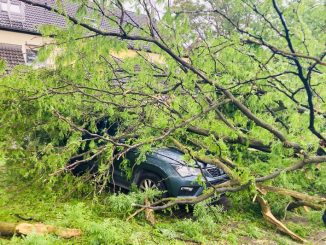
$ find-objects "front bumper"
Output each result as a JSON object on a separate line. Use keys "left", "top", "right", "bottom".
{"left": 166, "top": 173, "right": 229, "bottom": 198}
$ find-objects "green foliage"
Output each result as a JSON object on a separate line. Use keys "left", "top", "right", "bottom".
{"left": 193, "top": 201, "right": 225, "bottom": 224}
{"left": 0, "top": 0, "right": 325, "bottom": 243}
{"left": 266, "top": 192, "right": 292, "bottom": 217}
{"left": 286, "top": 222, "right": 310, "bottom": 238}
{"left": 104, "top": 190, "right": 160, "bottom": 218}
{"left": 1, "top": 166, "right": 324, "bottom": 244}
{"left": 307, "top": 210, "right": 325, "bottom": 226}
{"left": 0, "top": 59, "right": 6, "bottom": 74}
{"left": 10, "top": 234, "right": 61, "bottom": 245}
{"left": 173, "top": 219, "right": 206, "bottom": 241}
{"left": 238, "top": 223, "right": 263, "bottom": 239}
{"left": 58, "top": 203, "right": 138, "bottom": 244}
{"left": 221, "top": 233, "right": 238, "bottom": 245}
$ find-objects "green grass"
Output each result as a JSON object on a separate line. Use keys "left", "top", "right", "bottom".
{"left": 0, "top": 163, "right": 325, "bottom": 245}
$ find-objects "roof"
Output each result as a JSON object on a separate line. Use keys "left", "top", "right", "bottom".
{"left": 0, "top": 0, "right": 147, "bottom": 35}
{"left": 0, "top": 0, "right": 66, "bottom": 34}
{"left": 0, "top": 43, "right": 25, "bottom": 69}
{"left": 0, "top": 1, "right": 149, "bottom": 69}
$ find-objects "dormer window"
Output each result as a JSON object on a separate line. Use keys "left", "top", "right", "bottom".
{"left": 1, "top": 2, "right": 20, "bottom": 14}
{"left": 0, "top": 0, "right": 25, "bottom": 22}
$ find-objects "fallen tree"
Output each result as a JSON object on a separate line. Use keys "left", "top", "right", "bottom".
{"left": 0, "top": 0, "right": 325, "bottom": 242}
{"left": 255, "top": 195, "right": 306, "bottom": 243}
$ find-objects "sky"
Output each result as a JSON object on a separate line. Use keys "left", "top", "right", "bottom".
{"left": 122, "top": 0, "right": 172, "bottom": 18}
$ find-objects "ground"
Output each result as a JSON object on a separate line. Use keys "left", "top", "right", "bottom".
{"left": 0, "top": 163, "right": 325, "bottom": 245}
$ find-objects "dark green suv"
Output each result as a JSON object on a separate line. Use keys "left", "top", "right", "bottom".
{"left": 111, "top": 148, "right": 228, "bottom": 198}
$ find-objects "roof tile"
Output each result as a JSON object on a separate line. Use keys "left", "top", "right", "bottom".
{"left": 0, "top": 1, "right": 150, "bottom": 68}
{"left": 0, "top": 43, "right": 25, "bottom": 69}
{"left": 0, "top": 0, "right": 147, "bottom": 34}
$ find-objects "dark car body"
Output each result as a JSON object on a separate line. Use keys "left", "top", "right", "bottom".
{"left": 111, "top": 148, "right": 228, "bottom": 198}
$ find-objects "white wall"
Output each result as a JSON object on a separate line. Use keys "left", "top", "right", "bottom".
{"left": 0, "top": 29, "right": 50, "bottom": 62}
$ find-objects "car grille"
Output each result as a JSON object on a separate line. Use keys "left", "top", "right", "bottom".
{"left": 207, "top": 168, "right": 222, "bottom": 177}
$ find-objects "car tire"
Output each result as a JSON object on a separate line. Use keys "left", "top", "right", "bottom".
{"left": 136, "top": 172, "right": 168, "bottom": 198}
{"left": 215, "top": 194, "right": 232, "bottom": 211}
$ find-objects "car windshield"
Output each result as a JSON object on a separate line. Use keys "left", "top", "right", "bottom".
{"left": 153, "top": 148, "right": 206, "bottom": 167}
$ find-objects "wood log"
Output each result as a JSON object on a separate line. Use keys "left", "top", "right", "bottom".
{"left": 256, "top": 196, "right": 306, "bottom": 243}
{"left": 144, "top": 198, "right": 156, "bottom": 225}
{"left": 0, "top": 222, "right": 16, "bottom": 236}
{"left": 287, "top": 200, "right": 322, "bottom": 211}
{"left": 257, "top": 184, "right": 326, "bottom": 204}
{"left": 0, "top": 222, "right": 81, "bottom": 238}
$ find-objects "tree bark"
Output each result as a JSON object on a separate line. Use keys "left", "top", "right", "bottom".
{"left": 0, "top": 222, "right": 15, "bottom": 236}
{"left": 257, "top": 184, "right": 326, "bottom": 204}
{"left": 287, "top": 201, "right": 323, "bottom": 211}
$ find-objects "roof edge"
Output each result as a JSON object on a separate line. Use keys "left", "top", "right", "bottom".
{"left": 0, "top": 26, "right": 40, "bottom": 36}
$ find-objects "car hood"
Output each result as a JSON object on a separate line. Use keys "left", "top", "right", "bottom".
{"left": 153, "top": 148, "right": 216, "bottom": 169}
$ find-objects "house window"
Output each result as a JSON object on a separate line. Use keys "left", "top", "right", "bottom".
{"left": 25, "top": 47, "right": 47, "bottom": 68}
{"left": 26, "top": 49, "right": 38, "bottom": 64}
{"left": 0, "top": 0, "right": 23, "bottom": 14}
{"left": 1, "top": 3, "right": 20, "bottom": 13}
{"left": 0, "top": 0, "right": 25, "bottom": 22}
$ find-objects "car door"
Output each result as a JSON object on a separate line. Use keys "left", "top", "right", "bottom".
{"left": 111, "top": 150, "right": 136, "bottom": 189}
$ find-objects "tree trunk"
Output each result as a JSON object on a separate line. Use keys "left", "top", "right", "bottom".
{"left": 0, "top": 222, "right": 16, "bottom": 236}
{"left": 257, "top": 184, "right": 326, "bottom": 204}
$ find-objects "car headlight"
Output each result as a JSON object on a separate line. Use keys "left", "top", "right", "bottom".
{"left": 174, "top": 165, "right": 201, "bottom": 177}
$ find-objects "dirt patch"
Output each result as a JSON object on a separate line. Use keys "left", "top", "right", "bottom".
{"left": 309, "top": 230, "right": 326, "bottom": 245}
{"left": 283, "top": 212, "right": 326, "bottom": 244}
{"left": 239, "top": 237, "right": 279, "bottom": 245}
{"left": 285, "top": 216, "right": 309, "bottom": 224}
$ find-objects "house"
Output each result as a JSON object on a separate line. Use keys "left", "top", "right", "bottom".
{"left": 0, "top": 0, "right": 161, "bottom": 71}
{"left": 0, "top": 0, "right": 67, "bottom": 69}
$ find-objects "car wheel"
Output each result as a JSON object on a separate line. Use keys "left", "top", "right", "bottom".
{"left": 137, "top": 172, "right": 168, "bottom": 198}
{"left": 214, "top": 194, "right": 232, "bottom": 211}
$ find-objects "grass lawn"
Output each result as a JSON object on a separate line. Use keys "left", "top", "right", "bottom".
{"left": 0, "top": 162, "right": 325, "bottom": 245}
